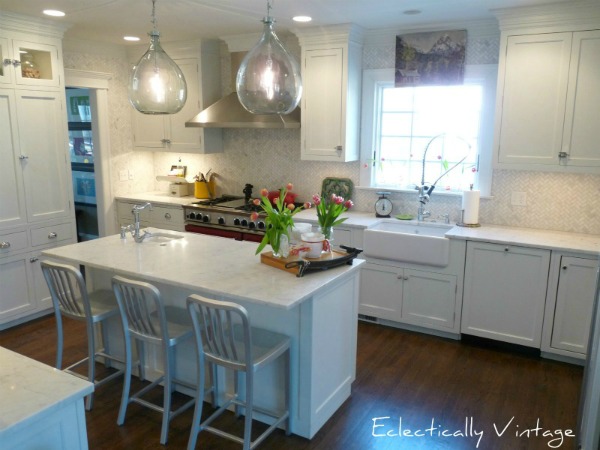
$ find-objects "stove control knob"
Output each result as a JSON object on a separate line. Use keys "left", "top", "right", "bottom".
{"left": 188, "top": 212, "right": 196, "bottom": 220}
{"left": 241, "top": 219, "right": 248, "bottom": 227}
{"left": 257, "top": 221, "right": 265, "bottom": 230}
{"left": 217, "top": 217, "right": 225, "bottom": 225}
{"left": 233, "top": 217, "right": 241, "bottom": 226}
{"left": 196, "top": 213, "right": 203, "bottom": 221}
{"left": 248, "top": 221, "right": 256, "bottom": 229}
{"left": 202, "top": 214, "right": 210, "bottom": 223}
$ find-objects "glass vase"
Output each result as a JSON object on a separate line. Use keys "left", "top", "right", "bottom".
{"left": 271, "top": 233, "right": 289, "bottom": 258}
{"left": 319, "top": 226, "right": 333, "bottom": 252}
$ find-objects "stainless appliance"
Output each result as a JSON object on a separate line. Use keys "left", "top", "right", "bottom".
{"left": 578, "top": 255, "right": 600, "bottom": 449}
{"left": 184, "top": 186, "right": 266, "bottom": 242}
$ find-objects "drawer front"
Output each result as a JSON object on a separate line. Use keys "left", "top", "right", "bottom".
{"left": 0, "top": 230, "right": 28, "bottom": 257}
{"left": 30, "top": 222, "right": 73, "bottom": 247}
{"left": 149, "top": 206, "right": 184, "bottom": 227}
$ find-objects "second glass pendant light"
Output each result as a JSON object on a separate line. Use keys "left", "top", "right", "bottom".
{"left": 236, "top": 0, "right": 302, "bottom": 115}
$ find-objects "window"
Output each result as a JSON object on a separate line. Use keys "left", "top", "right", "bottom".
{"left": 360, "top": 65, "right": 497, "bottom": 196}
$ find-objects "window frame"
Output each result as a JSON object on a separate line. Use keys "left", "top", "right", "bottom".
{"left": 359, "top": 64, "right": 498, "bottom": 197}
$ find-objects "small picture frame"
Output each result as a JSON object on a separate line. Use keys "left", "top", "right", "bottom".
{"left": 169, "top": 165, "right": 187, "bottom": 177}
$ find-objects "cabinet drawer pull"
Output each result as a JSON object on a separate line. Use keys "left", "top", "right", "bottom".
{"left": 0, "top": 241, "right": 10, "bottom": 249}
{"left": 164, "top": 212, "right": 171, "bottom": 220}
{"left": 48, "top": 232, "right": 58, "bottom": 239}
{"left": 30, "top": 257, "right": 39, "bottom": 263}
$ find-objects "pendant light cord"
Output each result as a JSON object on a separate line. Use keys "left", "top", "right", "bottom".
{"left": 151, "top": 0, "right": 158, "bottom": 34}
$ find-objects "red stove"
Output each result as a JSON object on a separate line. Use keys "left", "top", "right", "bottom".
{"left": 183, "top": 192, "right": 266, "bottom": 242}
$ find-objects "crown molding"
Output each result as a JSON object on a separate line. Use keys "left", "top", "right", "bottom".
{"left": 493, "top": 0, "right": 600, "bottom": 32}
{"left": 293, "top": 23, "right": 365, "bottom": 47}
{"left": 65, "top": 69, "right": 112, "bottom": 89}
{"left": 0, "top": 11, "right": 69, "bottom": 39}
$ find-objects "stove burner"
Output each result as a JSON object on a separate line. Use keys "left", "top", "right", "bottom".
{"left": 192, "top": 195, "right": 243, "bottom": 206}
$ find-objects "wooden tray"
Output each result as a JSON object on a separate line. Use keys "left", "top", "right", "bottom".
{"left": 260, "top": 246, "right": 362, "bottom": 277}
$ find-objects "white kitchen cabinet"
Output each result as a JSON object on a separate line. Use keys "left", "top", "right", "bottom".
{"left": 130, "top": 41, "right": 223, "bottom": 154}
{"left": 542, "top": 253, "right": 599, "bottom": 360}
{"left": 0, "top": 16, "right": 76, "bottom": 330}
{"left": 359, "top": 262, "right": 459, "bottom": 333}
{"left": 0, "top": 89, "right": 26, "bottom": 228}
{"left": 0, "top": 32, "right": 62, "bottom": 90}
{"left": 296, "top": 25, "right": 363, "bottom": 162}
{"left": 495, "top": 29, "right": 600, "bottom": 170}
{"left": 461, "top": 241, "right": 551, "bottom": 347}
{"left": 116, "top": 200, "right": 184, "bottom": 232}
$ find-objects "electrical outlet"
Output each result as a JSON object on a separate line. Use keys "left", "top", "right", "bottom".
{"left": 511, "top": 191, "right": 527, "bottom": 207}
{"left": 119, "top": 170, "right": 128, "bottom": 182}
{"left": 128, "top": 170, "right": 134, "bottom": 180}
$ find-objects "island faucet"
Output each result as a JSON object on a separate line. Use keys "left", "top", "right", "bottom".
{"left": 120, "top": 202, "right": 152, "bottom": 243}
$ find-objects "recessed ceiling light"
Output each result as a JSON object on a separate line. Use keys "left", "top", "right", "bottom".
{"left": 293, "top": 15, "right": 312, "bottom": 23}
{"left": 402, "top": 9, "right": 422, "bottom": 15}
{"left": 124, "top": 36, "right": 141, "bottom": 42}
{"left": 43, "top": 9, "right": 66, "bottom": 17}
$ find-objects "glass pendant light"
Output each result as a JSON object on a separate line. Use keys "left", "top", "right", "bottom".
{"left": 236, "top": 0, "right": 302, "bottom": 115}
{"left": 128, "top": 0, "right": 187, "bottom": 115}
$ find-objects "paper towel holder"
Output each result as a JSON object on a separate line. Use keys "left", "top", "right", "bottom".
{"left": 457, "top": 209, "right": 481, "bottom": 227}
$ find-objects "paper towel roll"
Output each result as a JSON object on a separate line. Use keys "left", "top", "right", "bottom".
{"left": 462, "top": 190, "right": 480, "bottom": 225}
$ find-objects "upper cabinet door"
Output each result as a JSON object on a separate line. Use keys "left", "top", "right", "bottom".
{"left": 562, "top": 30, "right": 600, "bottom": 167}
{"left": 496, "top": 33, "right": 572, "bottom": 166}
{"left": 0, "top": 38, "right": 14, "bottom": 86}
{"left": 16, "top": 91, "right": 71, "bottom": 223}
{"left": 0, "top": 89, "right": 27, "bottom": 229}
{"left": 12, "top": 40, "right": 61, "bottom": 89}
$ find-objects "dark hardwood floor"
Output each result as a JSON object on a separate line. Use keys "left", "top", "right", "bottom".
{"left": 0, "top": 314, "right": 583, "bottom": 450}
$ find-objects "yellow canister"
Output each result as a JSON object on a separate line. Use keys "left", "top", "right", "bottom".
{"left": 194, "top": 181, "right": 210, "bottom": 199}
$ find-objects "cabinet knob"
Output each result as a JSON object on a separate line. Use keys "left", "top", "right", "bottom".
{"left": 12, "top": 59, "right": 21, "bottom": 67}
{"left": 562, "top": 265, "right": 567, "bottom": 270}
{"left": 334, "top": 145, "right": 342, "bottom": 155}
{"left": 403, "top": 276, "right": 409, "bottom": 281}
{"left": 19, "top": 155, "right": 29, "bottom": 160}
{"left": 29, "top": 257, "right": 39, "bottom": 263}
{"left": 504, "top": 247, "right": 509, "bottom": 252}
{"left": 161, "top": 138, "right": 172, "bottom": 144}
{"left": 0, "top": 241, "right": 10, "bottom": 249}
{"left": 3, "top": 58, "right": 12, "bottom": 66}
{"left": 48, "top": 232, "right": 58, "bottom": 239}
{"left": 558, "top": 151, "right": 569, "bottom": 158}
{"left": 164, "top": 212, "right": 171, "bottom": 220}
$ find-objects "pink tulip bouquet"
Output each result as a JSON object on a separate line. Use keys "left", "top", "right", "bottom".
{"left": 312, "top": 193, "right": 353, "bottom": 240}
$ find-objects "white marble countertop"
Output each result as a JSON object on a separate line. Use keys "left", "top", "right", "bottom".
{"left": 446, "top": 224, "right": 600, "bottom": 255}
{"left": 42, "top": 229, "right": 364, "bottom": 310}
{"left": 115, "top": 191, "right": 197, "bottom": 207}
{"left": 116, "top": 192, "right": 599, "bottom": 255}
{"left": 0, "top": 347, "right": 93, "bottom": 434}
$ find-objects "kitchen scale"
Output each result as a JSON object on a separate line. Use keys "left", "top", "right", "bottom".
{"left": 374, "top": 191, "right": 392, "bottom": 218}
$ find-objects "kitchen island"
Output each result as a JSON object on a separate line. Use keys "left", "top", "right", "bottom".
{"left": 41, "top": 228, "right": 364, "bottom": 439}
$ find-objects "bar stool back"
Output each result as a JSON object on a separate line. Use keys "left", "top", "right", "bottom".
{"left": 41, "top": 260, "right": 125, "bottom": 411}
{"left": 186, "top": 294, "right": 291, "bottom": 450}
{"left": 112, "top": 275, "right": 197, "bottom": 445}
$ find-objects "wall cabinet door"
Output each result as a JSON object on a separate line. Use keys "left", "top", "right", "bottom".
{"left": 562, "top": 30, "right": 600, "bottom": 166}
{"left": 16, "top": 90, "right": 71, "bottom": 223}
{"left": 12, "top": 40, "right": 61, "bottom": 89}
{"left": 402, "top": 269, "right": 457, "bottom": 330}
{"left": 0, "top": 89, "right": 27, "bottom": 228}
{"left": 462, "top": 241, "right": 550, "bottom": 347}
{"left": 497, "top": 33, "right": 572, "bottom": 166}
{"left": 0, "top": 38, "right": 14, "bottom": 85}
{"left": 359, "top": 262, "right": 402, "bottom": 322}
{"left": 547, "top": 256, "right": 598, "bottom": 356}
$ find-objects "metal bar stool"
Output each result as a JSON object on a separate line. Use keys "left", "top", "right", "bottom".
{"left": 186, "top": 294, "right": 291, "bottom": 450}
{"left": 41, "top": 260, "right": 125, "bottom": 411}
{"left": 112, "top": 275, "right": 201, "bottom": 445}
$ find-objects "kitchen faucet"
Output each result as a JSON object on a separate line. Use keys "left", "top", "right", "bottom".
{"left": 416, "top": 134, "right": 471, "bottom": 222}
{"left": 120, "top": 202, "right": 152, "bottom": 242}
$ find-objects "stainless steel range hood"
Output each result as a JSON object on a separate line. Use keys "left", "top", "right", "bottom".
{"left": 185, "top": 51, "right": 300, "bottom": 129}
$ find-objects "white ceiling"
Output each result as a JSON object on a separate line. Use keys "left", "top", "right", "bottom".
{"left": 0, "top": 0, "right": 571, "bottom": 45}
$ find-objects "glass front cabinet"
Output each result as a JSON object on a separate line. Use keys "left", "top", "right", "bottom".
{"left": 0, "top": 37, "right": 61, "bottom": 88}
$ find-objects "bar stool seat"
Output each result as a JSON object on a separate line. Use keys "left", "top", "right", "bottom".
{"left": 112, "top": 275, "right": 206, "bottom": 445}
{"left": 186, "top": 294, "right": 291, "bottom": 450}
{"left": 41, "top": 260, "right": 125, "bottom": 411}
